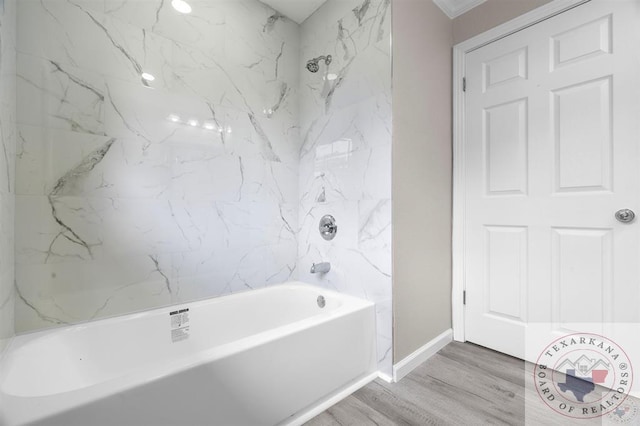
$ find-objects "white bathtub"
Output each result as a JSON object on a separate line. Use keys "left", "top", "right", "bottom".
{"left": 0, "top": 283, "right": 377, "bottom": 426}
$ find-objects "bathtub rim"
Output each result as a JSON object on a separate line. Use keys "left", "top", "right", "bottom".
{"left": 1, "top": 282, "right": 374, "bottom": 397}
{"left": 0, "top": 282, "right": 377, "bottom": 425}
{"left": 10, "top": 281, "right": 370, "bottom": 340}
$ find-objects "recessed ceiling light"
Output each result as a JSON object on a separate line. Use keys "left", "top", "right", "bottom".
{"left": 168, "top": 114, "right": 180, "bottom": 122}
{"left": 171, "top": 0, "right": 192, "bottom": 14}
{"left": 141, "top": 72, "right": 155, "bottom": 82}
{"left": 327, "top": 73, "right": 338, "bottom": 81}
{"left": 203, "top": 122, "right": 216, "bottom": 130}
{"left": 188, "top": 119, "right": 199, "bottom": 127}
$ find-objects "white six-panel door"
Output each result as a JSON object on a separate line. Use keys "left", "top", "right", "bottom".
{"left": 464, "top": 0, "right": 640, "bottom": 362}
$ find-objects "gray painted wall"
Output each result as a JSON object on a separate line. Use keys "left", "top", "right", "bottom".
{"left": 392, "top": 0, "right": 453, "bottom": 362}
{"left": 392, "top": 0, "right": 554, "bottom": 364}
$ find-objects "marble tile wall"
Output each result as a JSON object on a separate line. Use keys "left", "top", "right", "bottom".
{"left": 297, "top": 0, "right": 393, "bottom": 375}
{"left": 14, "top": 0, "right": 393, "bottom": 378}
{"left": 0, "top": 0, "right": 16, "bottom": 353}
{"left": 14, "top": 0, "right": 301, "bottom": 331}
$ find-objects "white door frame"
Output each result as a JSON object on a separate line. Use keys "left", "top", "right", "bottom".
{"left": 451, "top": 0, "right": 592, "bottom": 342}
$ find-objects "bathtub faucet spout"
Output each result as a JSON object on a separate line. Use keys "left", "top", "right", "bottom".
{"left": 310, "top": 262, "right": 331, "bottom": 274}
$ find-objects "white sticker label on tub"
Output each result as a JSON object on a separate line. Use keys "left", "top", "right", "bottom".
{"left": 170, "top": 308, "right": 190, "bottom": 343}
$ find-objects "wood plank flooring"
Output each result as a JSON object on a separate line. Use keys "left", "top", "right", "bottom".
{"left": 305, "top": 342, "right": 638, "bottom": 425}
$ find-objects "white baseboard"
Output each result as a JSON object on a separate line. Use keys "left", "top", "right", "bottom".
{"left": 393, "top": 329, "right": 453, "bottom": 382}
{"left": 377, "top": 371, "right": 393, "bottom": 383}
{"left": 285, "top": 371, "right": 378, "bottom": 425}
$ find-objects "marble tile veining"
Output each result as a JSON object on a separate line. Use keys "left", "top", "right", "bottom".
{"left": 0, "top": 0, "right": 17, "bottom": 353}
{"left": 298, "top": 0, "right": 392, "bottom": 375}
{"left": 15, "top": 0, "right": 301, "bottom": 332}
{"left": 13, "top": 0, "right": 392, "bottom": 380}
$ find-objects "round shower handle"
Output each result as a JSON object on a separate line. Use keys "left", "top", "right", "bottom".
{"left": 615, "top": 209, "right": 636, "bottom": 224}
{"left": 319, "top": 215, "right": 337, "bottom": 241}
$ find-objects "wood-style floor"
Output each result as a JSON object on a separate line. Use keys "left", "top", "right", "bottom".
{"left": 306, "top": 342, "right": 636, "bottom": 425}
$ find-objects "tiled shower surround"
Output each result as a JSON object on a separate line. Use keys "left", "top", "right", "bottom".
{"left": 14, "top": 0, "right": 391, "bottom": 373}
{"left": 0, "top": 0, "right": 17, "bottom": 354}
{"left": 297, "top": 0, "right": 392, "bottom": 374}
{"left": 15, "top": 0, "right": 301, "bottom": 330}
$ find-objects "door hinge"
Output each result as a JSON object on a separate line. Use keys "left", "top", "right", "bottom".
{"left": 463, "top": 77, "right": 467, "bottom": 92}
{"left": 463, "top": 290, "right": 467, "bottom": 305}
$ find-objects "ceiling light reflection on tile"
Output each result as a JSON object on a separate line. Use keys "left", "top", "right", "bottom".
{"left": 141, "top": 72, "right": 155, "bottom": 82}
{"left": 314, "top": 138, "right": 352, "bottom": 171}
{"left": 171, "top": 0, "right": 192, "bottom": 14}
{"left": 167, "top": 115, "right": 224, "bottom": 132}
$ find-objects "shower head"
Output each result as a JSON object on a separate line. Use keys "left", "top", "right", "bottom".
{"left": 306, "top": 61, "right": 320, "bottom": 73}
{"left": 306, "top": 55, "right": 332, "bottom": 73}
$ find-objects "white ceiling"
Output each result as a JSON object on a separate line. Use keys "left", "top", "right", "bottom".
{"left": 260, "top": 0, "right": 327, "bottom": 24}
{"left": 432, "top": 0, "right": 487, "bottom": 19}
{"left": 260, "top": 0, "right": 486, "bottom": 25}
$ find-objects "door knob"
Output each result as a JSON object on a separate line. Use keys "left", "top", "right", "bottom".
{"left": 615, "top": 209, "right": 636, "bottom": 223}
